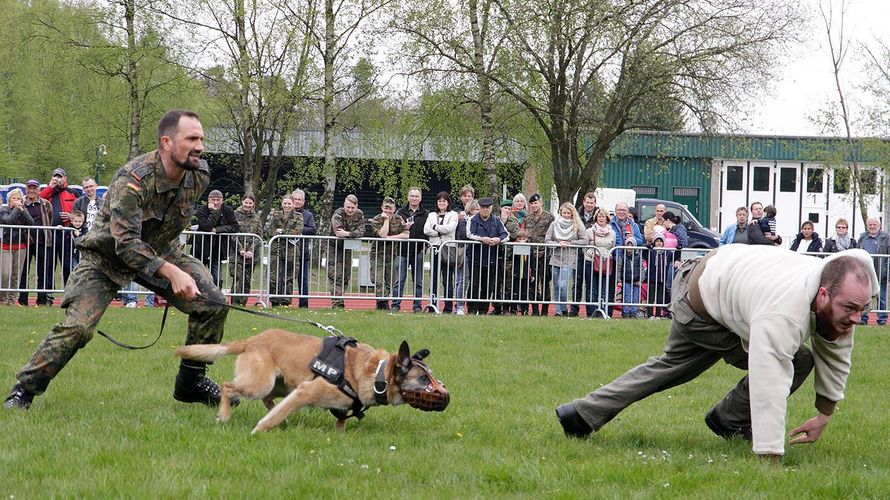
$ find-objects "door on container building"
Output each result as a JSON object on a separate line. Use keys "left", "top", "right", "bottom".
{"left": 720, "top": 162, "right": 748, "bottom": 231}
{"left": 802, "top": 164, "right": 828, "bottom": 237}
{"left": 775, "top": 163, "right": 801, "bottom": 238}
{"left": 748, "top": 162, "right": 773, "bottom": 225}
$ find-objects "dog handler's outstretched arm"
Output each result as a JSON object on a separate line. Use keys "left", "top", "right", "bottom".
{"left": 156, "top": 262, "right": 199, "bottom": 300}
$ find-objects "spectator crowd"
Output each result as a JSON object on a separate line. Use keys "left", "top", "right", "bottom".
{"left": 2, "top": 177, "right": 889, "bottom": 325}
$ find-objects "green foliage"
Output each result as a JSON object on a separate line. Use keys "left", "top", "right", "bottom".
{"left": 3, "top": 308, "right": 890, "bottom": 496}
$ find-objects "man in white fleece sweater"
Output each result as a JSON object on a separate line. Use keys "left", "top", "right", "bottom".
{"left": 555, "top": 245, "right": 878, "bottom": 460}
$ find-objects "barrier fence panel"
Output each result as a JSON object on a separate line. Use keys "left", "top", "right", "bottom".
{"left": 184, "top": 230, "right": 266, "bottom": 306}
{"left": 265, "top": 235, "right": 432, "bottom": 309}
{"left": 0, "top": 224, "right": 74, "bottom": 304}
{"left": 4, "top": 221, "right": 889, "bottom": 321}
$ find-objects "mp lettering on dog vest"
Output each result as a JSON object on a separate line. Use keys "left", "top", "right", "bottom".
{"left": 309, "top": 335, "right": 357, "bottom": 385}
{"left": 310, "top": 360, "right": 341, "bottom": 379}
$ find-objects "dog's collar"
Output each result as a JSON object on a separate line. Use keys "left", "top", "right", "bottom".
{"left": 374, "top": 359, "right": 388, "bottom": 405}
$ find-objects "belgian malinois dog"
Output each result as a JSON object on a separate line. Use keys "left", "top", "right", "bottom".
{"left": 176, "top": 329, "right": 449, "bottom": 433}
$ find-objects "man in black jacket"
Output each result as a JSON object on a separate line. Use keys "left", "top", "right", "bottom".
{"left": 193, "top": 189, "right": 239, "bottom": 286}
{"left": 392, "top": 187, "right": 429, "bottom": 313}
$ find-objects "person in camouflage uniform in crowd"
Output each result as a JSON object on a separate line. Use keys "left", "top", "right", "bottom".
{"left": 369, "top": 197, "right": 409, "bottom": 310}
{"left": 328, "top": 194, "right": 364, "bottom": 308}
{"left": 4, "top": 110, "right": 230, "bottom": 411}
{"left": 266, "top": 195, "right": 304, "bottom": 306}
{"left": 524, "top": 193, "right": 555, "bottom": 316}
{"left": 229, "top": 193, "right": 263, "bottom": 305}
{"left": 495, "top": 201, "right": 522, "bottom": 314}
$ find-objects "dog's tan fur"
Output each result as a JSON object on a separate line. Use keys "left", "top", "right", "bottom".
{"left": 175, "top": 329, "right": 431, "bottom": 433}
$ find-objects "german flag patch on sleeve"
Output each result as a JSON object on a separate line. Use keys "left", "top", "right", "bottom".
{"left": 126, "top": 181, "right": 142, "bottom": 192}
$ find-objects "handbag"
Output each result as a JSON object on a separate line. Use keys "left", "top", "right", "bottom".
{"left": 440, "top": 243, "right": 464, "bottom": 267}
{"left": 589, "top": 233, "right": 612, "bottom": 276}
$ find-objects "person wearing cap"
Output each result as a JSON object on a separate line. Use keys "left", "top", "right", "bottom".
{"left": 17, "top": 179, "right": 54, "bottom": 306}
{"left": 524, "top": 193, "right": 555, "bottom": 315}
{"left": 645, "top": 231, "right": 673, "bottom": 319}
{"left": 40, "top": 167, "right": 79, "bottom": 286}
{"left": 193, "top": 189, "right": 239, "bottom": 287}
{"left": 393, "top": 187, "right": 429, "bottom": 313}
{"left": 5, "top": 109, "right": 232, "bottom": 411}
{"left": 557, "top": 245, "right": 878, "bottom": 464}
{"left": 466, "top": 196, "right": 509, "bottom": 314}
{"left": 371, "top": 197, "right": 409, "bottom": 310}
{"left": 266, "top": 195, "right": 304, "bottom": 306}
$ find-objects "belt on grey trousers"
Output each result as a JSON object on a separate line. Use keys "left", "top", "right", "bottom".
{"left": 684, "top": 251, "right": 714, "bottom": 321}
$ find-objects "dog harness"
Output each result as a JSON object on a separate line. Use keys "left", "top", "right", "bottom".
{"left": 309, "top": 335, "right": 388, "bottom": 421}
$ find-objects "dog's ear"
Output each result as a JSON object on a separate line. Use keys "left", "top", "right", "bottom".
{"left": 411, "top": 349, "right": 430, "bottom": 361}
{"left": 398, "top": 340, "right": 412, "bottom": 374}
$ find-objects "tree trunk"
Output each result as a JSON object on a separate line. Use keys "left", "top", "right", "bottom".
{"left": 318, "top": 0, "right": 337, "bottom": 234}
{"left": 469, "top": 0, "right": 497, "bottom": 198}
{"left": 124, "top": 0, "right": 140, "bottom": 160}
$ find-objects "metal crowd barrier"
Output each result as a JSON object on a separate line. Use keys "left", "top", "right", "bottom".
{"left": 3, "top": 222, "right": 889, "bottom": 320}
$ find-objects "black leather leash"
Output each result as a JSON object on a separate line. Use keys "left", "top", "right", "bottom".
{"left": 98, "top": 293, "right": 345, "bottom": 350}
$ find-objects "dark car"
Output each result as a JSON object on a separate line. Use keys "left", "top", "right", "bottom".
{"left": 635, "top": 198, "right": 719, "bottom": 249}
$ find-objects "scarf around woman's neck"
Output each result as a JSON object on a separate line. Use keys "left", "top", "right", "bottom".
{"left": 553, "top": 216, "right": 577, "bottom": 240}
{"left": 834, "top": 233, "right": 852, "bottom": 251}
{"left": 591, "top": 223, "right": 612, "bottom": 238}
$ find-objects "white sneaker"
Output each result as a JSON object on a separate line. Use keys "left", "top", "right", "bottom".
{"left": 456, "top": 309, "right": 465, "bottom": 316}
{"left": 125, "top": 302, "right": 137, "bottom": 308}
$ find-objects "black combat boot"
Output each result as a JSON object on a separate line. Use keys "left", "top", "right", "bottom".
{"left": 173, "top": 361, "right": 224, "bottom": 407}
{"left": 4, "top": 383, "right": 35, "bottom": 410}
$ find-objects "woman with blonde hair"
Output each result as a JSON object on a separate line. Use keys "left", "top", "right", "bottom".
{"left": 1, "top": 188, "right": 35, "bottom": 305}
{"left": 546, "top": 202, "right": 587, "bottom": 316}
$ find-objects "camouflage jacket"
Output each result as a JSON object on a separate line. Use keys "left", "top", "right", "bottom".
{"left": 266, "top": 209, "right": 304, "bottom": 253}
{"left": 524, "top": 209, "right": 555, "bottom": 256}
{"left": 78, "top": 150, "right": 210, "bottom": 285}
{"left": 370, "top": 213, "right": 408, "bottom": 258}
{"left": 331, "top": 207, "right": 365, "bottom": 238}
{"left": 233, "top": 207, "right": 264, "bottom": 254}
{"left": 501, "top": 214, "right": 521, "bottom": 240}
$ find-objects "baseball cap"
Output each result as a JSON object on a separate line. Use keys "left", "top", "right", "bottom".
{"left": 26, "top": 179, "right": 40, "bottom": 187}
{"left": 208, "top": 189, "right": 223, "bottom": 199}
{"left": 52, "top": 168, "right": 66, "bottom": 178}
{"left": 528, "top": 193, "right": 541, "bottom": 203}
{"left": 382, "top": 196, "right": 396, "bottom": 208}
{"left": 478, "top": 197, "right": 494, "bottom": 207}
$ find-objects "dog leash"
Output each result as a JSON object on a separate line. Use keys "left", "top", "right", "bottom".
{"left": 98, "top": 293, "right": 345, "bottom": 350}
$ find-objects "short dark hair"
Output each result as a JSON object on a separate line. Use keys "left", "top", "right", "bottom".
{"left": 821, "top": 256, "right": 871, "bottom": 296}
{"left": 157, "top": 109, "right": 199, "bottom": 146}
{"left": 764, "top": 205, "right": 777, "bottom": 217}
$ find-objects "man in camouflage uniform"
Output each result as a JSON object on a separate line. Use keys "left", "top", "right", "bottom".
{"left": 266, "top": 195, "right": 304, "bottom": 306}
{"left": 369, "top": 197, "right": 409, "bottom": 310}
{"left": 328, "top": 194, "right": 364, "bottom": 308}
{"left": 229, "top": 193, "right": 263, "bottom": 305}
{"left": 525, "top": 193, "right": 555, "bottom": 316}
{"left": 4, "top": 109, "right": 230, "bottom": 411}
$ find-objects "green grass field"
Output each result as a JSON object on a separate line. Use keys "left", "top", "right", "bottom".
{"left": 2, "top": 306, "right": 890, "bottom": 498}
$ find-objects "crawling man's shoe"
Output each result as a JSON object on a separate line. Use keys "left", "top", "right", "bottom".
{"left": 705, "top": 407, "right": 752, "bottom": 441}
{"left": 4, "top": 383, "right": 35, "bottom": 410}
{"left": 555, "top": 403, "right": 593, "bottom": 439}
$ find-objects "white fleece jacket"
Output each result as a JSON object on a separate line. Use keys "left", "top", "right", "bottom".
{"left": 697, "top": 245, "right": 878, "bottom": 455}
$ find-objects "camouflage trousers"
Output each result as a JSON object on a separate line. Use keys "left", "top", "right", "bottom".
{"left": 15, "top": 252, "right": 229, "bottom": 395}
{"left": 229, "top": 256, "right": 256, "bottom": 305}
{"left": 269, "top": 248, "right": 298, "bottom": 305}
{"left": 371, "top": 254, "right": 395, "bottom": 301}
{"left": 327, "top": 245, "right": 352, "bottom": 308}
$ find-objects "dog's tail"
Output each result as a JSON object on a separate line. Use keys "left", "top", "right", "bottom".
{"left": 175, "top": 339, "right": 250, "bottom": 362}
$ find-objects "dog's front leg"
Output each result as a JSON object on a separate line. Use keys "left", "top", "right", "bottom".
{"left": 251, "top": 380, "right": 326, "bottom": 433}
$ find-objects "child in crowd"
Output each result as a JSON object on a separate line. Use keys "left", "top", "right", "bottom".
{"left": 69, "top": 210, "right": 87, "bottom": 270}
{"left": 759, "top": 205, "right": 779, "bottom": 242}
{"left": 646, "top": 232, "right": 673, "bottom": 319}
{"left": 510, "top": 229, "right": 531, "bottom": 315}
{"left": 619, "top": 231, "right": 644, "bottom": 319}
